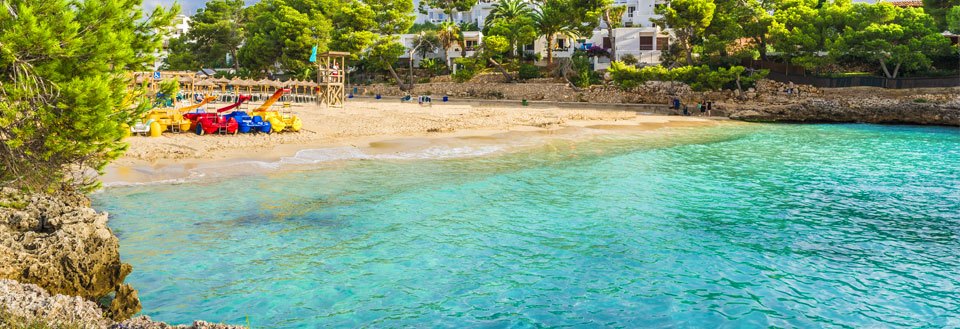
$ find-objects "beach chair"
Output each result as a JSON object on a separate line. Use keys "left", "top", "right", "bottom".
{"left": 418, "top": 95, "right": 432, "bottom": 107}
{"left": 401, "top": 95, "right": 412, "bottom": 102}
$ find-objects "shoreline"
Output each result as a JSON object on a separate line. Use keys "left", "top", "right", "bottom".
{"left": 105, "top": 102, "right": 734, "bottom": 186}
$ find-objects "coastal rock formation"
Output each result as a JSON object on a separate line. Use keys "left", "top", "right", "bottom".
{"left": 0, "top": 279, "right": 244, "bottom": 329}
{"left": 724, "top": 96, "right": 960, "bottom": 126}
{"left": 0, "top": 279, "right": 111, "bottom": 328}
{"left": 0, "top": 187, "right": 141, "bottom": 320}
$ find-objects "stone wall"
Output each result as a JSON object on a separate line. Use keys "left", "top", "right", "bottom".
{"left": 359, "top": 77, "right": 722, "bottom": 106}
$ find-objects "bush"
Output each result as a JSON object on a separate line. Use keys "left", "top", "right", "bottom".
{"left": 607, "top": 62, "right": 768, "bottom": 91}
{"left": 452, "top": 57, "right": 482, "bottom": 83}
{"left": 620, "top": 54, "right": 639, "bottom": 66}
{"left": 518, "top": 64, "right": 542, "bottom": 79}
{"left": 569, "top": 51, "right": 600, "bottom": 88}
{"left": 419, "top": 58, "right": 447, "bottom": 76}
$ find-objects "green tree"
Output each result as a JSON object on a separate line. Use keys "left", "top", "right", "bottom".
{"left": 188, "top": 0, "right": 247, "bottom": 70}
{"left": 533, "top": 0, "right": 578, "bottom": 64}
{"left": 239, "top": 0, "right": 332, "bottom": 77}
{"left": 420, "top": 0, "right": 479, "bottom": 22}
{"left": 162, "top": 35, "right": 200, "bottom": 70}
{"left": 484, "top": 0, "right": 537, "bottom": 56}
{"left": 833, "top": 4, "right": 950, "bottom": 78}
{"left": 366, "top": 36, "right": 409, "bottom": 90}
{"left": 480, "top": 35, "right": 515, "bottom": 81}
{"left": 739, "top": 0, "right": 775, "bottom": 61}
{"left": 652, "top": 0, "right": 716, "bottom": 65}
{"left": 948, "top": 5, "right": 960, "bottom": 32}
{"left": 923, "top": 0, "right": 960, "bottom": 30}
{"left": 0, "top": 0, "right": 177, "bottom": 191}
{"left": 769, "top": 0, "right": 850, "bottom": 72}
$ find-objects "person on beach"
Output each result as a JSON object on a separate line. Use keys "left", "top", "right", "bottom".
{"left": 707, "top": 101, "right": 713, "bottom": 117}
{"left": 682, "top": 105, "right": 689, "bottom": 116}
{"left": 696, "top": 102, "right": 702, "bottom": 116}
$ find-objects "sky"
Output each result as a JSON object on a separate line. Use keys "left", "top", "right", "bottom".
{"left": 143, "top": 0, "right": 257, "bottom": 15}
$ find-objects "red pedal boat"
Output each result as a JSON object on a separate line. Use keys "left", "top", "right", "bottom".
{"left": 184, "top": 95, "right": 251, "bottom": 135}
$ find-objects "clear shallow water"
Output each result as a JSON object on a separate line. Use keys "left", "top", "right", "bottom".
{"left": 94, "top": 124, "right": 960, "bottom": 328}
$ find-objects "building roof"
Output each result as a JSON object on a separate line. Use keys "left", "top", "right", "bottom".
{"left": 887, "top": 0, "right": 922, "bottom": 7}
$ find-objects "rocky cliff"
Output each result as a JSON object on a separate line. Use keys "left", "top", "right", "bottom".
{"left": 0, "top": 187, "right": 140, "bottom": 320}
{"left": 723, "top": 100, "right": 960, "bottom": 126}
{"left": 0, "top": 279, "right": 242, "bottom": 328}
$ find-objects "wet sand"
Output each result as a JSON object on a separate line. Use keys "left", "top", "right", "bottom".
{"left": 106, "top": 99, "right": 734, "bottom": 185}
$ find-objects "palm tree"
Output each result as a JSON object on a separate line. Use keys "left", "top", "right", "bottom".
{"left": 435, "top": 21, "right": 461, "bottom": 69}
{"left": 486, "top": 0, "right": 533, "bottom": 56}
{"left": 487, "top": 0, "right": 532, "bottom": 24}
{"left": 532, "top": 1, "right": 576, "bottom": 65}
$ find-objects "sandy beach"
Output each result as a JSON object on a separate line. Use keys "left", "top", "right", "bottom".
{"left": 107, "top": 99, "right": 731, "bottom": 184}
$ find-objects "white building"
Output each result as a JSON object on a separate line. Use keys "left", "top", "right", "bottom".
{"left": 170, "top": 15, "right": 191, "bottom": 39}
{"left": 407, "top": 0, "right": 670, "bottom": 68}
{"left": 155, "top": 15, "right": 192, "bottom": 70}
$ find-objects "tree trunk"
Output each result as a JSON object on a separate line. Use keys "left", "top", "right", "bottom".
{"left": 758, "top": 35, "right": 768, "bottom": 61}
{"left": 892, "top": 62, "right": 901, "bottom": 79}
{"left": 547, "top": 36, "right": 555, "bottom": 64}
{"left": 408, "top": 51, "right": 415, "bottom": 90}
{"left": 442, "top": 45, "right": 450, "bottom": 71}
{"left": 604, "top": 11, "right": 616, "bottom": 61}
{"left": 488, "top": 58, "right": 513, "bottom": 82}
{"left": 231, "top": 49, "right": 240, "bottom": 72}
{"left": 383, "top": 60, "right": 406, "bottom": 91}
{"left": 880, "top": 58, "right": 892, "bottom": 79}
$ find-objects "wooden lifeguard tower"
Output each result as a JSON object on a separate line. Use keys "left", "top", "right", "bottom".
{"left": 316, "top": 51, "right": 350, "bottom": 108}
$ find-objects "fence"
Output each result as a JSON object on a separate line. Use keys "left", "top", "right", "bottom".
{"left": 764, "top": 72, "right": 960, "bottom": 89}
{"left": 742, "top": 59, "right": 960, "bottom": 89}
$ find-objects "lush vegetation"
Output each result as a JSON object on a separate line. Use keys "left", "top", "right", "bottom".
{"left": 608, "top": 62, "right": 768, "bottom": 91}
{"left": 165, "top": 0, "right": 960, "bottom": 89}
{"left": 1, "top": 0, "right": 176, "bottom": 192}
{"left": 165, "top": 0, "right": 415, "bottom": 80}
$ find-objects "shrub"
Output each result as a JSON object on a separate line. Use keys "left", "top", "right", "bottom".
{"left": 607, "top": 62, "right": 768, "bottom": 91}
{"left": 419, "top": 58, "right": 447, "bottom": 76}
{"left": 569, "top": 51, "right": 600, "bottom": 88}
{"left": 452, "top": 57, "right": 482, "bottom": 83}
{"left": 620, "top": 54, "right": 639, "bottom": 66}
{"left": 518, "top": 64, "right": 542, "bottom": 79}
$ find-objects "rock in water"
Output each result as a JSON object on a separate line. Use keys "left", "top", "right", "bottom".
{"left": 0, "top": 187, "right": 142, "bottom": 320}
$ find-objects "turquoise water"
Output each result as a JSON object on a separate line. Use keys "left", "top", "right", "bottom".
{"left": 94, "top": 124, "right": 960, "bottom": 328}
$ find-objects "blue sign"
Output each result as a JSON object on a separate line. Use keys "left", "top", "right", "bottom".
{"left": 153, "top": 71, "right": 161, "bottom": 80}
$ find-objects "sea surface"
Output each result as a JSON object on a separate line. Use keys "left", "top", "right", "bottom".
{"left": 93, "top": 123, "right": 960, "bottom": 328}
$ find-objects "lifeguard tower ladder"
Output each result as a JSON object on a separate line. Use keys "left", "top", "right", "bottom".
{"left": 316, "top": 51, "right": 350, "bottom": 108}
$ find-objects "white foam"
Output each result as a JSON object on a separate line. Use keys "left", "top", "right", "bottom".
{"left": 102, "top": 144, "right": 504, "bottom": 188}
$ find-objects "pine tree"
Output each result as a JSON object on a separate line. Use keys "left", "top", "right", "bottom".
{"left": 0, "top": 0, "right": 177, "bottom": 192}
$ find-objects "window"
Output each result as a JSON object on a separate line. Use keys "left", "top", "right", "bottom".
{"left": 628, "top": 6, "right": 635, "bottom": 18}
{"left": 639, "top": 36, "right": 653, "bottom": 50}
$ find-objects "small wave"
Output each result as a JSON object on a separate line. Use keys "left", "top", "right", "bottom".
{"left": 100, "top": 171, "right": 207, "bottom": 188}
{"left": 280, "top": 145, "right": 503, "bottom": 165}
{"left": 102, "top": 145, "right": 504, "bottom": 188}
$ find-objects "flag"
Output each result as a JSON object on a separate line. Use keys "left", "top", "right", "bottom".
{"left": 309, "top": 45, "right": 318, "bottom": 63}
